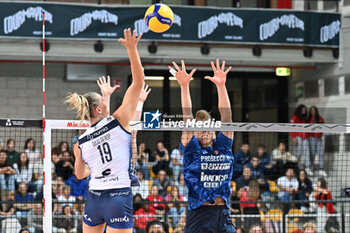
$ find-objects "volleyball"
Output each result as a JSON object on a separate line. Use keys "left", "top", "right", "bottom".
{"left": 144, "top": 3, "right": 174, "bottom": 33}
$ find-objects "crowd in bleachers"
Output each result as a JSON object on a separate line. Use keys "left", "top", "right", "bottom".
{"left": 0, "top": 105, "right": 340, "bottom": 233}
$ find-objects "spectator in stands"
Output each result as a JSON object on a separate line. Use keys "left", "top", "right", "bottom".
{"left": 32, "top": 156, "right": 55, "bottom": 193}
{"left": 236, "top": 227, "right": 244, "bottom": 233}
{"left": 303, "top": 222, "right": 316, "bottom": 233}
{"left": 57, "top": 185, "right": 76, "bottom": 210}
{"left": 14, "top": 182, "right": 34, "bottom": 217}
{"left": 277, "top": 168, "right": 299, "bottom": 214}
{"left": 27, "top": 203, "right": 43, "bottom": 233}
{"left": 298, "top": 169, "right": 313, "bottom": 212}
{"left": 175, "top": 173, "right": 188, "bottom": 199}
{"left": 249, "top": 224, "right": 263, "bottom": 233}
{"left": 247, "top": 155, "right": 269, "bottom": 192}
{"left": 146, "top": 220, "right": 168, "bottom": 233}
{"left": 308, "top": 106, "right": 327, "bottom": 177}
{"left": 52, "top": 141, "right": 70, "bottom": 158}
{"left": 170, "top": 148, "right": 183, "bottom": 181}
{"left": 0, "top": 150, "right": 16, "bottom": 193}
{"left": 290, "top": 105, "right": 311, "bottom": 175}
{"left": 133, "top": 193, "right": 143, "bottom": 214}
{"left": 65, "top": 174, "right": 88, "bottom": 201}
{"left": 241, "top": 179, "right": 261, "bottom": 232}
{"left": 133, "top": 169, "right": 151, "bottom": 199}
{"left": 135, "top": 199, "right": 156, "bottom": 233}
{"left": 53, "top": 205, "right": 77, "bottom": 233}
{"left": 233, "top": 143, "right": 251, "bottom": 179}
{"left": 53, "top": 176, "right": 64, "bottom": 198}
{"left": 152, "top": 169, "right": 172, "bottom": 198}
{"left": 5, "top": 139, "right": 20, "bottom": 166}
{"left": 0, "top": 190, "right": 15, "bottom": 217}
{"left": 0, "top": 138, "right": 4, "bottom": 150}
{"left": 146, "top": 185, "right": 165, "bottom": 216}
{"left": 271, "top": 142, "right": 298, "bottom": 178}
{"left": 235, "top": 167, "right": 253, "bottom": 190}
{"left": 13, "top": 152, "right": 33, "bottom": 190}
{"left": 75, "top": 203, "right": 84, "bottom": 233}
{"left": 173, "top": 212, "right": 186, "bottom": 233}
{"left": 165, "top": 185, "right": 185, "bottom": 228}
{"left": 255, "top": 144, "right": 273, "bottom": 169}
{"left": 136, "top": 142, "right": 151, "bottom": 180}
{"left": 254, "top": 144, "right": 273, "bottom": 179}
{"left": 230, "top": 187, "right": 244, "bottom": 215}
{"left": 313, "top": 178, "right": 335, "bottom": 233}
{"left": 152, "top": 141, "right": 170, "bottom": 175}
{"left": 23, "top": 138, "right": 41, "bottom": 166}
{"left": 19, "top": 229, "right": 30, "bottom": 233}
{"left": 55, "top": 151, "right": 74, "bottom": 181}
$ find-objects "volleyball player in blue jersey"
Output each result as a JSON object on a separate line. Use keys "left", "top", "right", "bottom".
{"left": 169, "top": 59, "right": 235, "bottom": 233}
{"left": 66, "top": 29, "right": 143, "bottom": 233}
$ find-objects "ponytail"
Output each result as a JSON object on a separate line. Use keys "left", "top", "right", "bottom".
{"left": 65, "top": 92, "right": 99, "bottom": 121}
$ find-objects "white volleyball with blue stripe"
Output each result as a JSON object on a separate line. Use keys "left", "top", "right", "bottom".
{"left": 144, "top": 3, "right": 174, "bottom": 33}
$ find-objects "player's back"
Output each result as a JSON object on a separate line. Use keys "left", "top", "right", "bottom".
{"left": 78, "top": 116, "right": 132, "bottom": 190}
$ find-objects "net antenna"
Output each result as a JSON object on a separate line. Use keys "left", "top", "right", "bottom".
{"left": 42, "top": 10, "right": 51, "bottom": 233}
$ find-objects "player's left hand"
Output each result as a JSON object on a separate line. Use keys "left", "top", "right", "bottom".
{"left": 139, "top": 82, "right": 151, "bottom": 103}
{"left": 97, "top": 75, "right": 119, "bottom": 97}
{"left": 205, "top": 59, "right": 231, "bottom": 86}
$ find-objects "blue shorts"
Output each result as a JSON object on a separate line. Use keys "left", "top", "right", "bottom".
{"left": 185, "top": 206, "right": 236, "bottom": 233}
{"left": 83, "top": 187, "right": 133, "bottom": 229}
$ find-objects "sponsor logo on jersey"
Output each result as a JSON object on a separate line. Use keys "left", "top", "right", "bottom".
{"left": 84, "top": 214, "right": 92, "bottom": 222}
{"left": 143, "top": 110, "right": 161, "bottom": 129}
{"left": 110, "top": 216, "right": 130, "bottom": 223}
{"left": 110, "top": 191, "right": 130, "bottom": 196}
{"left": 89, "top": 190, "right": 101, "bottom": 196}
{"left": 95, "top": 168, "right": 112, "bottom": 179}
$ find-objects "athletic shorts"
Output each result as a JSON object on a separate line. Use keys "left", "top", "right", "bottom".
{"left": 185, "top": 206, "right": 236, "bottom": 233}
{"left": 83, "top": 187, "right": 133, "bottom": 229}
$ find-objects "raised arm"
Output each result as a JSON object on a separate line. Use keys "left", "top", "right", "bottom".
{"left": 132, "top": 83, "right": 151, "bottom": 122}
{"left": 131, "top": 83, "right": 151, "bottom": 168}
{"left": 113, "top": 28, "right": 144, "bottom": 131}
{"left": 169, "top": 60, "right": 196, "bottom": 146}
{"left": 97, "top": 75, "right": 119, "bottom": 116}
{"left": 205, "top": 59, "right": 233, "bottom": 139}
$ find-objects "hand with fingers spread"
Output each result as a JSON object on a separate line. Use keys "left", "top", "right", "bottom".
{"left": 205, "top": 59, "right": 232, "bottom": 87}
{"left": 118, "top": 28, "right": 142, "bottom": 50}
{"left": 97, "top": 75, "right": 119, "bottom": 97}
{"left": 139, "top": 83, "right": 151, "bottom": 103}
{"left": 168, "top": 60, "right": 196, "bottom": 87}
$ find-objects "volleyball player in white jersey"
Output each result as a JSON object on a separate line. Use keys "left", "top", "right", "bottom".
{"left": 66, "top": 29, "right": 143, "bottom": 233}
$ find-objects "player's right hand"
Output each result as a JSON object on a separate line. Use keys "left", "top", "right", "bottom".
{"left": 118, "top": 28, "right": 142, "bottom": 50}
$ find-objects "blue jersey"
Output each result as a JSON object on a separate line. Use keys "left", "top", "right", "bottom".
{"left": 180, "top": 132, "right": 234, "bottom": 210}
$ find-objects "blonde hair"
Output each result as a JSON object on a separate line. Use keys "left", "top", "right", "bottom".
{"left": 303, "top": 222, "right": 316, "bottom": 232}
{"left": 65, "top": 92, "right": 100, "bottom": 122}
{"left": 195, "top": 110, "right": 211, "bottom": 121}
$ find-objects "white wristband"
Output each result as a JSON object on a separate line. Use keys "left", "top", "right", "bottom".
{"left": 169, "top": 67, "right": 177, "bottom": 77}
{"left": 136, "top": 101, "right": 144, "bottom": 111}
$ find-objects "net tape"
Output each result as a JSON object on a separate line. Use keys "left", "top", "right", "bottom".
{"left": 45, "top": 120, "right": 350, "bottom": 133}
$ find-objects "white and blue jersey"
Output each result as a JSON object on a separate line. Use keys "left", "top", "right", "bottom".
{"left": 180, "top": 132, "right": 234, "bottom": 210}
{"left": 78, "top": 116, "right": 138, "bottom": 229}
{"left": 78, "top": 116, "right": 139, "bottom": 191}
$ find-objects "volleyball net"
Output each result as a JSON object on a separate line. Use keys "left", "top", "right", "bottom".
{"left": 0, "top": 119, "right": 349, "bottom": 233}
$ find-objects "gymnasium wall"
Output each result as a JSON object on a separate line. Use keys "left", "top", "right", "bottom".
{"left": 0, "top": 62, "right": 131, "bottom": 120}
